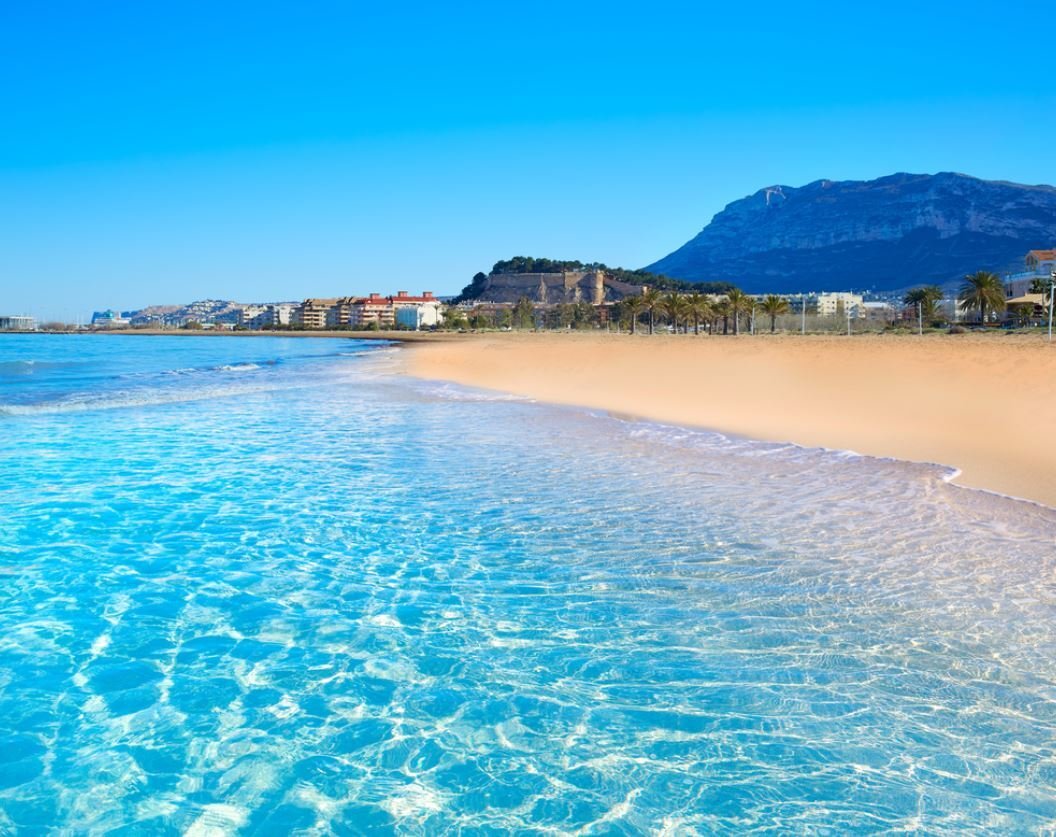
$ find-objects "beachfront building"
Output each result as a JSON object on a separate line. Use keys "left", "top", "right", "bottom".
{"left": 0, "top": 315, "right": 36, "bottom": 331}
{"left": 262, "top": 303, "right": 295, "bottom": 328}
{"left": 395, "top": 299, "right": 444, "bottom": 330}
{"left": 237, "top": 305, "right": 266, "bottom": 327}
{"left": 1026, "top": 249, "right": 1056, "bottom": 274}
{"left": 815, "top": 292, "right": 864, "bottom": 318}
{"left": 348, "top": 293, "right": 392, "bottom": 328}
{"left": 292, "top": 298, "right": 340, "bottom": 329}
{"left": 350, "top": 291, "right": 439, "bottom": 328}
{"left": 237, "top": 303, "right": 296, "bottom": 329}
{"left": 289, "top": 292, "right": 440, "bottom": 329}
{"left": 1006, "top": 293, "right": 1047, "bottom": 324}
{"left": 1005, "top": 249, "right": 1056, "bottom": 299}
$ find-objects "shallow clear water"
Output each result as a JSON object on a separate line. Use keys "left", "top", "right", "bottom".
{"left": 1, "top": 334, "right": 1055, "bottom": 833}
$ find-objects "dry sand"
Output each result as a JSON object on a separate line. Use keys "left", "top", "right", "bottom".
{"left": 405, "top": 332, "right": 1056, "bottom": 508}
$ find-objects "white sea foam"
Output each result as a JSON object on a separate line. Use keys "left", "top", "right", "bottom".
{"left": 0, "top": 384, "right": 278, "bottom": 415}
{"left": 216, "top": 363, "right": 261, "bottom": 372}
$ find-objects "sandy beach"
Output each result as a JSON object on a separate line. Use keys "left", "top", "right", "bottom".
{"left": 406, "top": 332, "right": 1056, "bottom": 508}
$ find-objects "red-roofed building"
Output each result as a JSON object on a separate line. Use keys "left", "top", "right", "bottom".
{"left": 350, "top": 291, "right": 438, "bottom": 327}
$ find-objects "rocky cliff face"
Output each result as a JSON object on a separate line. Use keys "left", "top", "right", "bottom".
{"left": 646, "top": 173, "right": 1056, "bottom": 293}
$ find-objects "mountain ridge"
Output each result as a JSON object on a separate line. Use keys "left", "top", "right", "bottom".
{"left": 645, "top": 172, "right": 1056, "bottom": 293}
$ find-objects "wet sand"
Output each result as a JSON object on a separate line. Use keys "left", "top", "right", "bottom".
{"left": 405, "top": 332, "right": 1056, "bottom": 508}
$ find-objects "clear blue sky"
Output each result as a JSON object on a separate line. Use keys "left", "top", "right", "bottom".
{"left": 1, "top": 1, "right": 1053, "bottom": 320}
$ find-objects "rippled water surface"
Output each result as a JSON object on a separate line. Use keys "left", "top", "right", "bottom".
{"left": 1, "top": 334, "right": 1055, "bottom": 833}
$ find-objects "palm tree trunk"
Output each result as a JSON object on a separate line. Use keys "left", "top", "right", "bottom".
{"left": 770, "top": 314, "right": 776, "bottom": 333}
{"left": 631, "top": 314, "right": 636, "bottom": 334}
{"left": 722, "top": 316, "right": 728, "bottom": 335}
{"left": 649, "top": 310, "right": 654, "bottom": 335}
{"left": 694, "top": 315, "right": 700, "bottom": 336}
{"left": 733, "top": 314, "right": 740, "bottom": 336}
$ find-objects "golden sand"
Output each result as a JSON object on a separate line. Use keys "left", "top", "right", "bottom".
{"left": 405, "top": 331, "right": 1056, "bottom": 508}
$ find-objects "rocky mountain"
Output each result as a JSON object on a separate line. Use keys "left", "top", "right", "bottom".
{"left": 646, "top": 172, "right": 1056, "bottom": 293}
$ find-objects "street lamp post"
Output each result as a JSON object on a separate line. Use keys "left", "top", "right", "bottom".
{"left": 1049, "top": 268, "right": 1055, "bottom": 343}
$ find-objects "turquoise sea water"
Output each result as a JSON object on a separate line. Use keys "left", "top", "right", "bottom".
{"left": 1, "top": 334, "right": 1055, "bottom": 833}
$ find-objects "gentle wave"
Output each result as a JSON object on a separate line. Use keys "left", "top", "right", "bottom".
{"left": 216, "top": 363, "right": 262, "bottom": 372}
{"left": 407, "top": 379, "right": 534, "bottom": 403}
{"left": 0, "top": 359, "right": 86, "bottom": 374}
{"left": 0, "top": 383, "right": 280, "bottom": 416}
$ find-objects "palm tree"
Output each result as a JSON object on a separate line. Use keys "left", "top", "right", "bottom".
{"left": 713, "top": 299, "right": 732, "bottom": 335}
{"left": 959, "top": 271, "right": 1006, "bottom": 324}
{"left": 684, "top": 293, "right": 713, "bottom": 335}
{"left": 759, "top": 294, "right": 789, "bottom": 333}
{"left": 1008, "top": 301, "right": 1035, "bottom": 327}
{"left": 725, "top": 288, "right": 751, "bottom": 335}
{"left": 623, "top": 294, "right": 646, "bottom": 334}
{"left": 641, "top": 287, "right": 664, "bottom": 335}
{"left": 661, "top": 292, "right": 683, "bottom": 333}
{"left": 903, "top": 285, "right": 944, "bottom": 324}
{"left": 1030, "top": 275, "right": 1054, "bottom": 306}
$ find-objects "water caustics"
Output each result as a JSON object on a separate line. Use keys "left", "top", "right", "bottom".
{"left": 0, "top": 334, "right": 1055, "bottom": 833}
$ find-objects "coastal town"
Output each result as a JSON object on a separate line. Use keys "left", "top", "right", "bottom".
{"left": 3, "top": 248, "right": 1054, "bottom": 334}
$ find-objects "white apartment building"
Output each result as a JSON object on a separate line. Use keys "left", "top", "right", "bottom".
{"left": 395, "top": 300, "right": 444, "bottom": 330}
{"left": 240, "top": 303, "right": 295, "bottom": 329}
{"left": 237, "top": 305, "right": 266, "bottom": 327}
{"left": 816, "top": 292, "right": 865, "bottom": 318}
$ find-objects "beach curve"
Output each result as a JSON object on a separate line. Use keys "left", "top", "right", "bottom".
{"left": 403, "top": 331, "right": 1056, "bottom": 509}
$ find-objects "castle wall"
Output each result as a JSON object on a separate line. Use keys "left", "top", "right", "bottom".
{"left": 481, "top": 271, "right": 640, "bottom": 304}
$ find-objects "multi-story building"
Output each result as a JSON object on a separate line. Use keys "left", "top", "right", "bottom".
{"left": 349, "top": 291, "right": 439, "bottom": 328}
{"left": 0, "top": 315, "right": 36, "bottom": 331}
{"left": 395, "top": 298, "right": 444, "bottom": 330}
{"left": 237, "top": 305, "right": 267, "bottom": 328}
{"left": 815, "top": 292, "right": 864, "bottom": 318}
{"left": 292, "top": 298, "right": 340, "bottom": 330}
{"left": 261, "top": 303, "right": 295, "bottom": 328}
{"left": 238, "top": 303, "right": 296, "bottom": 329}
{"left": 1006, "top": 249, "right": 1056, "bottom": 298}
{"left": 861, "top": 301, "right": 895, "bottom": 324}
{"left": 291, "top": 291, "right": 440, "bottom": 329}
{"left": 1026, "top": 249, "right": 1056, "bottom": 274}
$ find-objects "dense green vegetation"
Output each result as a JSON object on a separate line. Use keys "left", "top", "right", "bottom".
{"left": 453, "top": 257, "right": 735, "bottom": 302}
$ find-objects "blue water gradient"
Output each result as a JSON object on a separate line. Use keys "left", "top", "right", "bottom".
{"left": 1, "top": 334, "right": 1055, "bottom": 833}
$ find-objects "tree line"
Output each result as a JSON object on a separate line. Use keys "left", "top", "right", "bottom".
{"left": 906, "top": 270, "right": 1052, "bottom": 326}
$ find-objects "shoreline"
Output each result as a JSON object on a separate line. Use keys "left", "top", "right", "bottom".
{"left": 404, "top": 331, "right": 1056, "bottom": 509}
{"left": 14, "top": 329, "right": 456, "bottom": 342}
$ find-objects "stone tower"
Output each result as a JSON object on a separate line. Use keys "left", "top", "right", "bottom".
{"left": 592, "top": 271, "right": 605, "bottom": 306}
